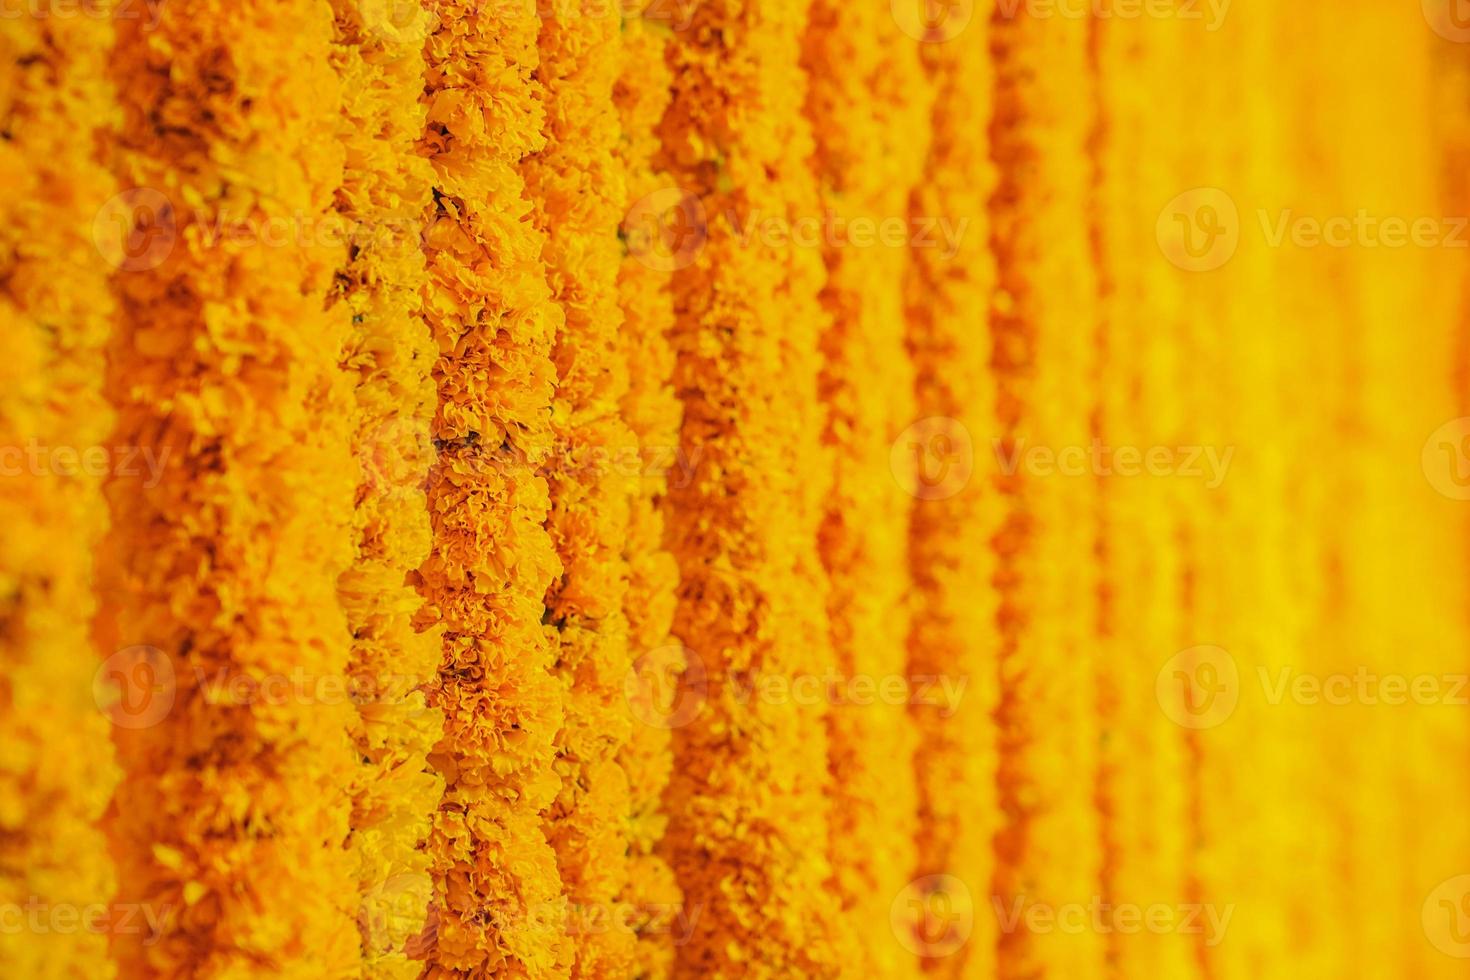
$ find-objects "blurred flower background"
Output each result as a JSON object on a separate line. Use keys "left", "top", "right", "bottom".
{"left": 4, "top": 0, "right": 1470, "bottom": 977}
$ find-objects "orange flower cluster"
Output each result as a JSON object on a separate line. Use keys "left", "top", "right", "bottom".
{"left": 0, "top": 4, "right": 119, "bottom": 976}
{"left": 901, "top": 15, "right": 1001, "bottom": 980}
{"left": 657, "top": 0, "right": 849, "bottom": 974}
{"left": 526, "top": 5, "right": 642, "bottom": 978}
{"left": 6, "top": 3, "right": 1470, "bottom": 980}
{"left": 414, "top": 0, "right": 567, "bottom": 974}
{"left": 611, "top": 9, "right": 684, "bottom": 978}
{"left": 989, "top": 8, "right": 1105, "bottom": 979}
{"left": 328, "top": 0, "right": 444, "bottom": 974}
{"left": 98, "top": 0, "right": 363, "bottom": 975}
{"left": 801, "top": 3, "right": 931, "bottom": 976}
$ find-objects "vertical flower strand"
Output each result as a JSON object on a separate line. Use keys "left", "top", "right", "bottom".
{"left": 989, "top": 6, "right": 1106, "bottom": 979}
{"left": 0, "top": 2, "right": 120, "bottom": 974}
{"left": 328, "top": 0, "right": 445, "bottom": 974}
{"left": 413, "top": 1, "right": 569, "bottom": 974}
{"left": 658, "top": 0, "right": 848, "bottom": 973}
{"left": 98, "top": 0, "right": 364, "bottom": 973}
{"left": 526, "top": 2, "right": 640, "bottom": 976}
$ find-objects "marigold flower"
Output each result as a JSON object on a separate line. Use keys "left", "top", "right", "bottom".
{"left": 327, "top": 0, "right": 445, "bottom": 975}
{"left": 414, "top": 2, "right": 570, "bottom": 975}
{"left": 0, "top": 5, "right": 120, "bottom": 976}
{"left": 657, "top": 0, "right": 849, "bottom": 974}
{"left": 612, "top": 11, "right": 684, "bottom": 978}
{"left": 800, "top": 3, "right": 931, "bottom": 975}
{"left": 97, "top": 0, "right": 364, "bottom": 975}
{"left": 902, "top": 12, "right": 1002, "bottom": 980}
{"left": 988, "top": 5, "right": 1106, "bottom": 979}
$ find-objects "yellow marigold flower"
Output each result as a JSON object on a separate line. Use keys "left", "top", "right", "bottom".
{"left": 523, "top": 3, "right": 646, "bottom": 978}
{"left": 988, "top": 7, "right": 1104, "bottom": 979}
{"left": 899, "top": 12, "right": 1001, "bottom": 980}
{"left": 414, "top": 1, "right": 569, "bottom": 975}
{"left": 799, "top": 3, "right": 933, "bottom": 976}
{"left": 657, "top": 0, "right": 849, "bottom": 974}
{"left": 612, "top": 10, "right": 684, "bottom": 978}
{"left": 327, "top": 0, "right": 445, "bottom": 975}
{"left": 96, "top": 0, "right": 364, "bottom": 976}
{"left": 1089, "top": 15, "right": 1196, "bottom": 979}
{"left": 0, "top": 3, "right": 120, "bottom": 976}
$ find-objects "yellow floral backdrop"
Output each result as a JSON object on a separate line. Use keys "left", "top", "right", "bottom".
{"left": 4, "top": 0, "right": 1470, "bottom": 977}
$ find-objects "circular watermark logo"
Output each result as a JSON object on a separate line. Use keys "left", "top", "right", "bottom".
{"left": 1157, "top": 187, "right": 1239, "bottom": 272}
{"left": 1156, "top": 645, "right": 1238, "bottom": 730}
{"left": 624, "top": 644, "right": 707, "bottom": 729}
{"left": 1423, "top": 417, "right": 1470, "bottom": 500}
{"left": 360, "top": 871, "right": 434, "bottom": 955}
{"left": 1424, "top": 0, "right": 1470, "bottom": 43}
{"left": 93, "top": 644, "right": 175, "bottom": 729}
{"left": 891, "top": 873, "right": 973, "bottom": 958}
{"left": 93, "top": 188, "right": 176, "bottom": 272}
{"left": 357, "top": 415, "right": 437, "bottom": 497}
{"left": 891, "top": 416, "right": 974, "bottom": 501}
{"left": 1423, "top": 875, "right": 1470, "bottom": 957}
{"left": 891, "top": 0, "right": 974, "bottom": 42}
{"left": 623, "top": 187, "right": 707, "bottom": 272}
{"left": 358, "top": 0, "right": 439, "bottom": 44}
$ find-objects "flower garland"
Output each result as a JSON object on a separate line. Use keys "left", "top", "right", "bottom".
{"left": 413, "top": 1, "right": 569, "bottom": 974}
{"left": 327, "top": 0, "right": 444, "bottom": 975}
{"left": 898, "top": 14, "right": 1001, "bottom": 980}
{"left": 525, "top": 4, "right": 641, "bottom": 977}
{"left": 6, "top": 8, "right": 1467, "bottom": 979}
{"left": 989, "top": 8, "right": 1105, "bottom": 979}
{"left": 1089, "top": 16, "right": 1196, "bottom": 979}
{"left": 612, "top": 9, "right": 684, "bottom": 978}
{"left": 0, "top": 4, "right": 120, "bottom": 975}
{"left": 97, "top": 0, "right": 363, "bottom": 974}
{"left": 799, "top": 3, "right": 931, "bottom": 975}
{"left": 658, "top": 0, "right": 848, "bottom": 973}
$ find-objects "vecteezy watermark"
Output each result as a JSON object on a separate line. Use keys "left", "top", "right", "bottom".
{"left": 93, "top": 187, "right": 442, "bottom": 273}
{"left": 93, "top": 645, "right": 439, "bottom": 729}
{"left": 992, "top": 438, "right": 1234, "bottom": 488}
{"left": 1158, "top": 187, "right": 1470, "bottom": 272}
{"left": 891, "top": 874, "right": 974, "bottom": 958}
{"left": 993, "top": 0, "right": 1229, "bottom": 30}
{"left": 355, "top": 417, "right": 704, "bottom": 499}
{"left": 992, "top": 896, "right": 1234, "bottom": 947}
{"left": 1157, "top": 646, "right": 1470, "bottom": 729}
{"left": 1424, "top": 875, "right": 1470, "bottom": 957}
{"left": 1156, "top": 645, "right": 1240, "bottom": 730}
{"left": 891, "top": 0, "right": 974, "bottom": 42}
{"left": 891, "top": 417, "right": 975, "bottom": 501}
{"left": 1157, "top": 187, "right": 1240, "bottom": 272}
{"left": 622, "top": 188, "right": 970, "bottom": 272}
{"left": 190, "top": 667, "right": 436, "bottom": 712}
{"left": 0, "top": 441, "right": 168, "bottom": 487}
{"left": 94, "top": 188, "right": 175, "bottom": 272}
{"left": 488, "top": 899, "right": 703, "bottom": 946}
{"left": 1258, "top": 667, "right": 1470, "bottom": 707}
{"left": 624, "top": 644, "right": 708, "bottom": 729}
{"left": 93, "top": 645, "right": 176, "bottom": 730}
{"left": 730, "top": 670, "right": 967, "bottom": 717}
{"left": 1423, "top": 417, "right": 1470, "bottom": 500}
{"left": 1423, "top": 0, "right": 1470, "bottom": 43}
{"left": 0, "top": 900, "right": 173, "bottom": 946}
{"left": 0, "top": 0, "right": 166, "bottom": 30}
{"left": 623, "top": 187, "right": 707, "bottom": 272}
{"left": 1256, "top": 210, "right": 1470, "bottom": 250}
{"left": 723, "top": 210, "right": 969, "bottom": 261}
{"left": 360, "top": 872, "right": 433, "bottom": 955}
